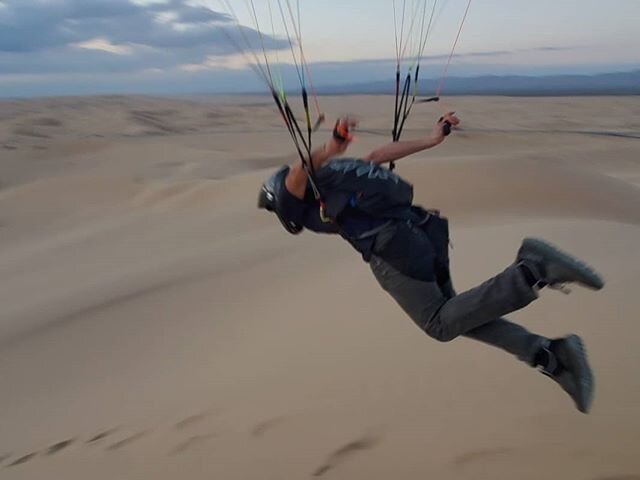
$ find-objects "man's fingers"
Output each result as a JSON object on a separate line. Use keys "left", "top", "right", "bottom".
{"left": 436, "top": 112, "right": 458, "bottom": 137}
{"left": 337, "top": 116, "right": 358, "bottom": 131}
{"left": 442, "top": 112, "right": 460, "bottom": 126}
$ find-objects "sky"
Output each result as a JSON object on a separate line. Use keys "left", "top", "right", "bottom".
{"left": 0, "top": 0, "right": 639, "bottom": 97}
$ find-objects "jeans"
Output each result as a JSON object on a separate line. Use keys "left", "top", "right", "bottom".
{"left": 369, "top": 219, "right": 547, "bottom": 365}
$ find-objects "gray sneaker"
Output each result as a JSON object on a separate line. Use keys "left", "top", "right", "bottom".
{"left": 517, "top": 238, "right": 604, "bottom": 291}
{"left": 540, "top": 335, "right": 594, "bottom": 414}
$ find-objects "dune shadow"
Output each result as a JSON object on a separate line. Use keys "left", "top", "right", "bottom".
{"left": 2, "top": 269, "right": 217, "bottom": 349}
{"left": 129, "top": 110, "right": 186, "bottom": 135}
{"left": 12, "top": 126, "right": 50, "bottom": 139}
{"left": 31, "top": 117, "right": 63, "bottom": 127}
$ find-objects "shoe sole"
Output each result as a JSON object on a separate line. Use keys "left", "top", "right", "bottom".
{"left": 521, "top": 238, "right": 604, "bottom": 290}
{"left": 563, "top": 334, "right": 594, "bottom": 414}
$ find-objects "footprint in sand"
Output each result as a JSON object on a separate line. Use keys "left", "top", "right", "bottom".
{"left": 250, "top": 416, "right": 287, "bottom": 438}
{"left": 4, "top": 438, "right": 75, "bottom": 468}
{"left": 45, "top": 438, "right": 75, "bottom": 456}
{"left": 174, "top": 412, "right": 210, "bottom": 431}
{"left": 106, "top": 431, "right": 148, "bottom": 452}
{"left": 7, "top": 452, "right": 39, "bottom": 468}
{"left": 87, "top": 428, "right": 119, "bottom": 445}
{"left": 312, "top": 435, "right": 379, "bottom": 477}
{"left": 169, "top": 434, "right": 215, "bottom": 456}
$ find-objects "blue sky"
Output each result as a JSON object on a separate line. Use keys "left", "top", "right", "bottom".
{"left": 0, "top": 0, "right": 638, "bottom": 97}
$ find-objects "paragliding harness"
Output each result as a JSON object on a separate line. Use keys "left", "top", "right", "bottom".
{"left": 412, "top": 206, "right": 452, "bottom": 287}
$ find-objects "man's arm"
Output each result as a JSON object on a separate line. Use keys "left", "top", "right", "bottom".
{"left": 284, "top": 118, "right": 355, "bottom": 199}
{"left": 363, "top": 112, "right": 459, "bottom": 165}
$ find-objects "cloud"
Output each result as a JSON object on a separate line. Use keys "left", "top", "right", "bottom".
{"left": 180, "top": 53, "right": 249, "bottom": 72}
{"left": 0, "top": 0, "right": 278, "bottom": 52}
{"left": 0, "top": 0, "right": 287, "bottom": 76}
{"left": 72, "top": 38, "right": 135, "bottom": 55}
{"left": 0, "top": 0, "right": 609, "bottom": 99}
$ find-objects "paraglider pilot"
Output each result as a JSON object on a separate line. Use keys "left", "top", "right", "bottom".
{"left": 258, "top": 114, "right": 603, "bottom": 414}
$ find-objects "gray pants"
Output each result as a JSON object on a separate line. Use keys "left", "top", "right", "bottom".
{"left": 369, "top": 255, "right": 547, "bottom": 365}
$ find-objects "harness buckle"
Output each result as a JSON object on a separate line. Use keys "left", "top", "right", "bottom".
{"left": 319, "top": 202, "right": 332, "bottom": 223}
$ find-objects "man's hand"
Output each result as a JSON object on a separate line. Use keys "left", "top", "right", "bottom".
{"left": 325, "top": 116, "right": 358, "bottom": 157}
{"left": 363, "top": 112, "right": 459, "bottom": 165}
{"left": 432, "top": 112, "right": 460, "bottom": 142}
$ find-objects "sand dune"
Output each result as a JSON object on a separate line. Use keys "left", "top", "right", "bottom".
{"left": 0, "top": 96, "right": 639, "bottom": 479}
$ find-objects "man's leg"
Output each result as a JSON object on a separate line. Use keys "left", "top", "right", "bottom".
{"left": 462, "top": 318, "right": 546, "bottom": 365}
{"left": 438, "top": 278, "right": 546, "bottom": 365}
{"left": 443, "top": 274, "right": 594, "bottom": 414}
{"left": 369, "top": 255, "right": 596, "bottom": 413}
{"left": 369, "top": 254, "right": 538, "bottom": 344}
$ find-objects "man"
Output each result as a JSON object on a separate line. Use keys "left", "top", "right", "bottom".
{"left": 258, "top": 113, "right": 603, "bottom": 414}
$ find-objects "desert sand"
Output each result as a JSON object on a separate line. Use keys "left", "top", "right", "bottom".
{"left": 0, "top": 95, "right": 639, "bottom": 479}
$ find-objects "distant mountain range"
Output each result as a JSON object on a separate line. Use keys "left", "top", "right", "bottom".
{"left": 316, "top": 70, "right": 640, "bottom": 96}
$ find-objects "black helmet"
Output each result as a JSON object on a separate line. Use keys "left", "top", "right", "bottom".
{"left": 257, "top": 166, "right": 304, "bottom": 235}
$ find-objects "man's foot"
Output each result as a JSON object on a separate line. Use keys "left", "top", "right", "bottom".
{"left": 537, "top": 335, "right": 594, "bottom": 414}
{"left": 517, "top": 238, "right": 604, "bottom": 291}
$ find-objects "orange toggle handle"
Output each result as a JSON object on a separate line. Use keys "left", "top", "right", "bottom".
{"left": 333, "top": 119, "right": 353, "bottom": 143}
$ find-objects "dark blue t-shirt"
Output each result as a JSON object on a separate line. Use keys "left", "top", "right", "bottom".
{"left": 276, "top": 178, "right": 388, "bottom": 241}
{"left": 275, "top": 158, "right": 415, "bottom": 235}
{"left": 273, "top": 160, "right": 447, "bottom": 282}
{"left": 276, "top": 180, "right": 440, "bottom": 281}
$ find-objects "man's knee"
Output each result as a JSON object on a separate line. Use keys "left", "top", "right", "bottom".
{"left": 422, "top": 315, "right": 458, "bottom": 342}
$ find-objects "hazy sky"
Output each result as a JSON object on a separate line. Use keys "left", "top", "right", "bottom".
{"left": 1, "top": 0, "right": 638, "bottom": 97}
